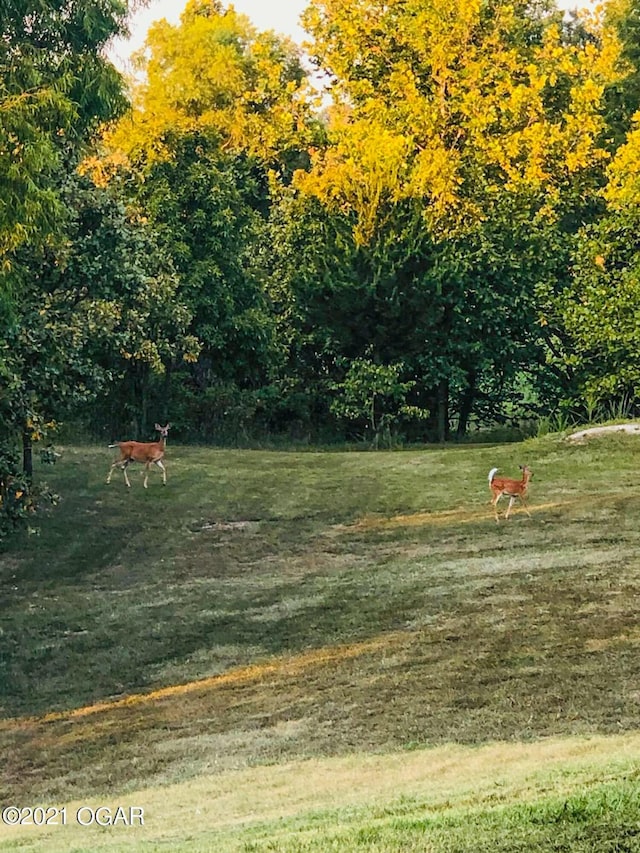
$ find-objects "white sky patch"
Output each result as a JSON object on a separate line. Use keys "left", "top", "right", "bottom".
{"left": 107, "top": 0, "right": 597, "bottom": 77}
{"left": 108, "top": 0, "right": 309, "bottom": 72}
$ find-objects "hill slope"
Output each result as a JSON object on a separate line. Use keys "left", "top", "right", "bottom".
{"left": 2, "top": 433, "right": 640, "bottom": 849}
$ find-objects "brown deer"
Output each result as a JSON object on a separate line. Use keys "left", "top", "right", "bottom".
{"left": 488, "top": 465, "right": 532, "bottom": 523}
{"left": 107, "top": 423, "right": 170, "bottom": 488}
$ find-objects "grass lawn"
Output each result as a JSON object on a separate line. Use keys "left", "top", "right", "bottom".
{"left": 2, "top": 430, "right": 640, "bottom": 850}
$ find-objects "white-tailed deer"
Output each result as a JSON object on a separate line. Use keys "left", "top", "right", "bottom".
{"left": 107, "top": 423, "right": 170, "bottom": 488}
{"left": 488, "top": 465, "right": 532, "bottom": 522}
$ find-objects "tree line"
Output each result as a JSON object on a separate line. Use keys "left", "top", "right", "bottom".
{"left": 2, "top": 0, "right": 640, "bottom": 530}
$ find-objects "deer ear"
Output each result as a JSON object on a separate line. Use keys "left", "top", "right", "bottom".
{"left": 155, "top": 423, "right": 162, "bottom": 430}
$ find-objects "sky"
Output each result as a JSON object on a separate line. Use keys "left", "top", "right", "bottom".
{"left": 108, "top": 0, "right": 308, "bottom": 70}
{"left": 108, "top": 0, "right": 595, "bottom": 72}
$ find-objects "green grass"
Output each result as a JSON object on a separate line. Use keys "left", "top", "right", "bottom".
{"left": 238, "top": 779, "right": 640, "bottom": 853}
{"left": 2, "top": 736, "right": 640, "bottom": 851}
{"left": 2, "top": 430, "right": 640, "bottom": 850}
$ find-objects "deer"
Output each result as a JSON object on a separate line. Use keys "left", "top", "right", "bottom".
{"left": 488, "top": 465, "right": 532, "bottom": 523}
{"left": 106, "top": 423, "right": 170, "bottom": 489}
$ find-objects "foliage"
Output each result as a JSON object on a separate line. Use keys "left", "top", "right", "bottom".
{"left": 0, "top": 0, "right": 129, "bottom": 262}
{"left": 556, "top": 211, "right": 640, "bottom": 411}
{"left": 602, "top": 0, "right": 640, "bottom": 148}
{"left": 330, "top": 356, "right": 424, "bottom": 447}
{"left": 299, "top": 0, "right": 618, "bottom": 240}
{"left": 265, "top": 183, "right": 573, "bottom": 442}
{"left": 5, "top": 0, "right": 640, "bottom": 471}
{"left": 51, "top": 175, "right": 202, "bottom": 437}
{"left": 0, "top": 437, "right": 59, "bottom": 540}
{"left": 87, "top": 132, "right": 286, "bottom": 440}
{"left": 277, "top": 0, "right": 624, "bottom": 439}
{"left": 553, "top": 99, "right": 640, "bottom": 414}
{"left": 136, "top": 136, "right": 275, "bottom": 381}
{"left": 0, "top": 0, "right": 134, "bottom": 536}
{"left": 88, "top": 2, "right": 324, "bottom": 441}
{"left": 100, "top": 0, "right": 317, "bottom": 172}
{"left": 1, "top": 167, "right": 202, "bottom": 450}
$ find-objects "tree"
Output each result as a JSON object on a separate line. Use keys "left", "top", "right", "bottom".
{"left": 301, "top": 0, "right": 615, "bottom": 229}
{"left": 602, "top": 0, "right": 640, "bottom": 148}
{"left": 90, "top": 0, "right": 320, "bottom": 441}
{"left": 102, "top": 0, "right": 316, "bottom": 171}
{"left": 0, "top": 0, "right": 129, "bottom": 264}
{"left": 51, "top": 174, "right": 200, "bottom": 438}
{"left": 266, "top": 185, "right": 569, "bottom": 441}
{"left": 287, "top": 0, "right": 621, "bottom": 438}
{"left": 555, "top": 111, "right": 640, "bottom": 414}
{"left": 0, "top": 0, "right": 133, "bottom": 534}
{"left": 330, "top": 356, "right": 425, "bottom": 447}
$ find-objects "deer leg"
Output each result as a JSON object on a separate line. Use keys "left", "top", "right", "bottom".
{"left": 155, "top": 459, "right": 167, "bottom": 485}
{"left": 520, "top": 495, "right": 531, "bottom": 517}
{"left": 107, "top": 458, "right": 129, "bottom": 486}
{"left": 492, "top": 492, "right": 502, "bottom": 523}
{"left": 143, "top": 461, "right": 151, "bottom": 489}
{"left": 121, "top": 460, "right": 131, "bottom": 488}
{"left": 505, "top": 495, "right": 517, "bottom": 519}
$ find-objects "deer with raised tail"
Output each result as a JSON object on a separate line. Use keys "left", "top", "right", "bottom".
{"left": 107, "top": 423, "right": 170, "bottom": 488}
{"left": 488, "top": 465, "right": 532, "bottom": 523}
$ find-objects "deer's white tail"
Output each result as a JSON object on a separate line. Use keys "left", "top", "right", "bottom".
{"left": 488, "top": 467, "right": 499, "bottom": 484}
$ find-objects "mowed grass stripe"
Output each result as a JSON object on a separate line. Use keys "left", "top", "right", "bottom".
{"left": 1, "top": 733, "right": 640, "bottom": 851}
{"left": 0, "top": 631, "right": 405, "bottom": 728}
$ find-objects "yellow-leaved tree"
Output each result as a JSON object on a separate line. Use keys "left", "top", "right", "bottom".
{"left": 298, "top": 0, "right": 621, "bottom": 241}
{"left": 97, "top": 0, "right": 317, "bottom": 171}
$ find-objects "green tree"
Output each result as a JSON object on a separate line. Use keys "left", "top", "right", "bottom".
{"left": 52, "top": 175, "right": 200, "bottom": 438}
{"left": 266, "top": 187, "right": 568, "bottom": 442}
{"left": 0, "top": 0, "right": 132, "bottom": 534}
{"left": 555, "top": 111, "right": 640, "bottom": 414}
{"left": 330, "top": 356, "right": 425, "bottom": 447}
{"left": 139, "top": 137, "right": 273, "bottom": 372}
{"left": 603, "top": 0, "right": 640, "bottom": 148}
{"left": 0, "top": 0, "right": 129, "bottom": 264}
{"left": 2, "top": 170, "right": 201, "bottom": 461}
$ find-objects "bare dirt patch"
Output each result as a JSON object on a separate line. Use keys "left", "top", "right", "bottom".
{"left": 567, "top": 422, "right": 640, "bottom": 441}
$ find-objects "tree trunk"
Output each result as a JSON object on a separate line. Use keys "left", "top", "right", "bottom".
{"left": 22, "top": 426, "right": 33, "bottom": 481}
{"left": 457, "top": 369, "right": 477, "bottom": 437}
{"left": 140, "top": 364, "right": 149, "bottom": 438}
{"left": 162, "top": 362, "right": 172, "bottom": 425}
{"left": 437, "top": 378, "right": 449, "bottom": 444}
